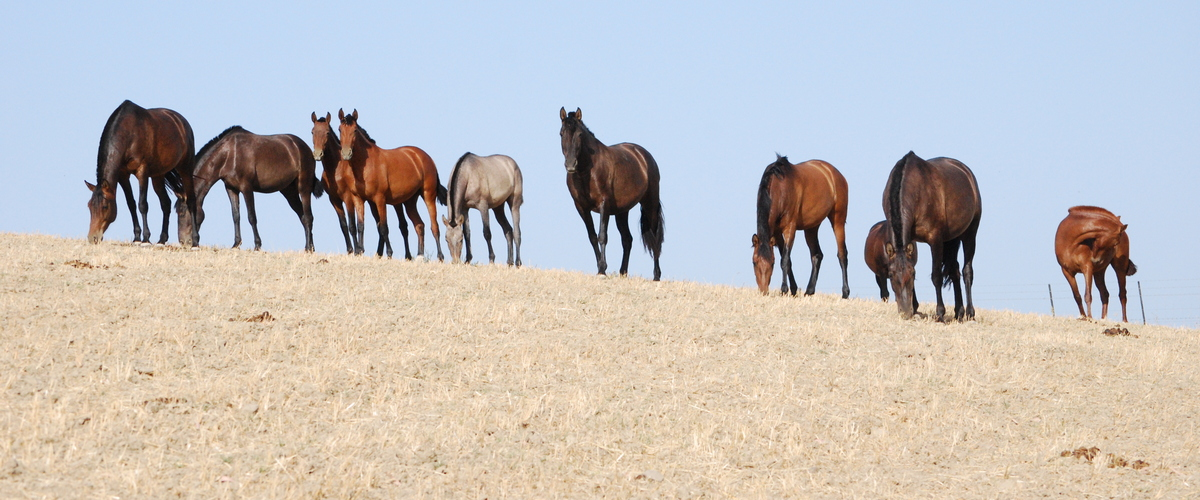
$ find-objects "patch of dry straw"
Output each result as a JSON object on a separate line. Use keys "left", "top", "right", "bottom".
{"left": 0, "top": 233, "right": 1196, "bottom": 498}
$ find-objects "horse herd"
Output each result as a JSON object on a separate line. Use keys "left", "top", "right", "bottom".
{"left": 85, "top": 100, "right": 1136, "bottom": 323}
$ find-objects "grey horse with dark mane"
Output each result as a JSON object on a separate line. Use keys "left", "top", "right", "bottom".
{"left": 442, "top": 152, "right": 523, "bottom": 266}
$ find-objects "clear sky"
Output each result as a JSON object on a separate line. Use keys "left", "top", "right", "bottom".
{"left": 2, "top": 2, "right": 1197, "bottom": 327}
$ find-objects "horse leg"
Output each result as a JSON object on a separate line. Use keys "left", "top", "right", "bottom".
{"left": 943, "top": 240, "right": 965, "bottom": 321}
{"left": 225, "top": 185, "right": 242, "bottom": 248}
{"left": 353, "top": 197, "right": 367, "bottom": 255}
{"left": 1093, "top": 267, "right": 1111, "bottom": 320}
{"left": 876, "top": 273, "right": 890, "bottom": 302}
{"left": 479, "top": 205, "right": 496, "bottom": 264}
{"left": 282, "top": 187, "right": 313, "bottom": 253}
{"left": 330, "top": 196, "right": 354, "bottom": 254}
{"left": 831, "top": 213, "right": 850, "bottom": 299}
{"left": 404, "top": 198, "right": 426, "bottom": 260}
{"left": 802, "top": 228, "right": 823, "bottom": 296}
{"left": 423, "top": 191, "right": 444, "bottom": 261}
{"left": 394, "top": 204, "right": 412, "bottom": 260}
{"left": 509, "top": 198, "right": 522, "bottom": 267}
{"left": 597, "top": 212, "right": 612, "bottom": 276}
{"left": 615, "top": 211, "right": 634, "bottom": 276}
{"left": 136, "top": 173, "right": 151, "bottom": 244}
{"left": 575, "top": 205, "right": 604, "bottom": 275}
{"left": 961, "top": 222, "right": 979, "bottom": 320}
{"left": 152, "top": 177, "right": 172, "bottom": 245}
{"left": 1115, "top": 259, "right": 1130, "bottom": 322}
{"left": 462, "top": 209, "right": 474, "bottom": 263}
{"left": 493, "top": 206, "right": 515, "bottom": 266}
{"left": 1061, "top": 268, "right": 1085, "bottom": 318}
{"left": 1082, "top": 262, "right": 1095, "bottom": 319}
{"left": 118, "top": 176, "right": 142, "bottom": 242}
{"left": 778, "top": 231, "right": 798, "bottom": 296}
{"left": 368, "top": 200, "right": 391, "bottom": 258}
{"left": 244, "top": 190, "right": 263, "bottom": 250}
{"left": 928, "top": 241, "right": 948, "bottom": 321}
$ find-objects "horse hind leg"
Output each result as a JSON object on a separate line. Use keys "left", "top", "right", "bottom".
{"left": 943, "top": 239, "right": 965, "bottom": 321}
{"left": 961, "top": 216, "right": 980, "bottom": 320}
{"left": 404, "top": 198, "right": 425, "bottom": 260}
{"left": 244, "top": 190, "right": 263, "bottom": 251}
{"left": 152, "top": 177, "right": 172, "bottom": 245}
{"left": 493, "top": 206, "right": 515, "bottom": 266}
{"left": 509, "top": 198, "right": 522, "bottom": 267}
{"left": 394, "top": 204, "right": 412, "bottom": 260}
{"left": 1093, "top": 267, "right": 1111, "bottom": 320}
{"left": 422, "top": 190, "right": 444, "bottom": 261}
{"left": 367, "top": 200, "right": 392, "bottom": 258}
{"left": 282, "top": 187, "right": 314, "bottom": 252}
{"left": 615, "top": 211, "right": 634, "bottom": 276}
{"left": 802, "top": 228, "right": 823, "bottom": 296}
{"left": 831, "top": 212, "right": 850, "bottom": 299}
{"left": 1114, "top": 258, "right": 1131, "bottom": 322}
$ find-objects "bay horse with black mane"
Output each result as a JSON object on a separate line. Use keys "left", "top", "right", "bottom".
{"left": 311, "top": 112, "right": 360, "bottom": 254}
{"left": 191, "top": 126, "right": 323, "bottom": 252}
{"left": 86, "top": 100, "right": 199, "bottom": 247}
{"left": 338, "top": 109, "right": 446, "bottom": 260}
{"left": 751, "top": 155, "right": 849, "bottom": 297}
{"left": 558, "top": 107, "right": 664, "bottom": 281}
{"left": 882, "top": 151, "right": 982, "bottom": 321}
{"left": 1054, "top": 206, "right": 1137, "bottom": 322}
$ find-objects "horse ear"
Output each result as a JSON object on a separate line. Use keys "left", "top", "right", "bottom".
{"left": 1121, "top": 223, "right": 1129, "bottom": 233}
{"left": 338, "top": 108, "right": 345, "bottom": 121}
{"left": 311, "top": 112, "right": 318, "bottom": 123}
{"left": 769, "top": 236, "right": 776, "bottom": 247}
{"left": 455, "top": 214, "right": 464, "bottom": 225}
{"left": 351, "top": 109, "right": 358, "bottom": 120}
{"left": 905, "top": 242, "right": 915, "bottom": 257}
{"left": 751, "top": 234, "right": 759, "bottom": 247}
{"left": 324, "top": 112, "right": 331, "bottom": 123}
{"left": 85, "top": 180, "right": 97, "bottom": 192}
{"left": 442, "top": 215, "right": 451, "bottom": 227}
{"left": 575, "top": 107, "right": 582, "bottom": 120}
{"left": 559, "top": 107, "right": 567, "bottom": 120}
{"left": 885, "top": 243, "right": 895, "bottom": 258}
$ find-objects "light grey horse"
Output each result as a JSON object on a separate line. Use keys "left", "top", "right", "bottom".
{"left": 442, "top": 152, "right": 523, "bottom": 266}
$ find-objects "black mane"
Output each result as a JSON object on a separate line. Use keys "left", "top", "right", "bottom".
{"left": 448, "top": 152, "right": 472, "bottom": 220}
{"left": 886, "top": 151, "right": 922, "bottom": 245}
{"left": 196, "top": 126, "right": 247, "bottom": 163}
{"left": 96, "top": 100, "right": 140, "bottom": 182}
{"left": 755, "top": 154, "right": 791, "bottom": 245}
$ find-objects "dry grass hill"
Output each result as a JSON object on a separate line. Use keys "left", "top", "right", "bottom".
{"left": 0, "top": 233, "right": 1197, "bottom": 499}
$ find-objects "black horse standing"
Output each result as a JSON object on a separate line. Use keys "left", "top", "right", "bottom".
{"left": 559, "top": 107, "right": 664, "bottom": 281}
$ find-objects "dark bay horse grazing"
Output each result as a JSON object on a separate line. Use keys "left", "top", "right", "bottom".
{"left": 191, "top": 126, "right": 323, "bottom": 252}
{"left": 311, "top": 112, "right": 360, "bottom": 254}
{"left": 1055, "top": 206, "right": 1137, "bottom": 322}
{"left": 86, "top": 100, "right": 199, "bottom": 246}
{"left": 865, "top": 220, "right": 917, "bottom": 309}
{"left": 882, "top": 151, "right": 982, "bottom": 321}
{"left": 558, "top": 107, "right": 664, "bottom": 280}
{"left": 442, "top": 152, "right": 523, "bottom": 266}
{"left": 751, "top": 155, "right": 850, "bottom": 297}
{"left": 338, "top": 109, "right": 446, "bottom": 260}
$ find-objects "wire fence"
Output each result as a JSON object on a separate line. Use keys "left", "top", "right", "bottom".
{"left": 970, "top": 279, "right": 1200, "bottom": 328}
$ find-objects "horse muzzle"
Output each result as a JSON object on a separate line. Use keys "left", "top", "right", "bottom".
{"left": 313, "top": 150, "right": 324, "bottom": 161}
{"left": 341, "top": 149, "right": 353, "bottom": 161}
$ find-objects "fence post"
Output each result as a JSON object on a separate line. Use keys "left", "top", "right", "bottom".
{"left": 1138, "top": 281, "right": 1146, "bottom": 325}
{"left": 1048, "top": 284, "right": 1055, "bottom": 317}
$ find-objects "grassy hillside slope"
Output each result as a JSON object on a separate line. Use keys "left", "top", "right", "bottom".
{"left": 0, "top": 233, "right": 1196, "bottom": 498}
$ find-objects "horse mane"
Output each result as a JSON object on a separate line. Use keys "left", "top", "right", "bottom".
{"left": 448, "top": 152, "right": 472, "bottom": 220}
{"left": 886, "top": 151, "right": 922, "bottom": 247}
{"left": 196, "top": 126, "right": 247, "bottom": 162}
{"left": 755, "top": 155, "right": 791, "bottom": 243}
{"left": 96, "top": 100, "right": 139, "bottom": 183}
{"left": 563, "top": 111, "right": 598, "bottom": 156}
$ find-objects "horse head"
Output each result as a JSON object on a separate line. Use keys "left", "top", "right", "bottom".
{"left": 751, "top": 233, "right": 776, "bottom": 294}
{"left": 442, "top": 214, "right": 466, "bottom": 263}
{"left": 85, "top": 180, "right": 117, "bottom": 244}
{"left": 337, "top": 108, "right": 360, "bottom": 161}
{"left": 311, "top": 112, "right": 335, "bottom": 162}
{"left": 884, "top": 152, "right": 923, "bottom": 318}
{"left": 559, "top": 107, "right": 586, "bottom": 173}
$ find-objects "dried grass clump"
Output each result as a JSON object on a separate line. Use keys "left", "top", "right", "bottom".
{"left": 0, "top": 233, "right": 1196, "bottom": 498}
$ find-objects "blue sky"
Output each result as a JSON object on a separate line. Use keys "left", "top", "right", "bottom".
{"left": 2, "top": 2, "right": 1197, "bottom": 326}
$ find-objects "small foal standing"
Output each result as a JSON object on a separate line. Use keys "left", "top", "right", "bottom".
{"left": 1054, "top": 206, "right": 1137, "bottom": 321}
{"left": 751, "top": 155, "right": 850, "bottom": 297}
{"left": 442, "top": 152, "right": 523, "bottom": 266}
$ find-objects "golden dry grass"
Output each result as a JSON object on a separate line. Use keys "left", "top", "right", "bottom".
{"left": 1, "top": 232, "right": 1197, "bottom": 499}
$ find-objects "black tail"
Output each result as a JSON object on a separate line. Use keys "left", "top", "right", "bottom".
{"left": 640, "top": 190, "right": 664, "bottom": 257}
{"left": 313, "top": 177, "right": 325, "bottom": 198}
{"left": 1126, "top": 260, "right": 1138, "bottom": 276}
{"left": 436, "top": 182, "right": 448, "bottom": 205}
{"left": 164, "top": 169, "right": 184, "bottom": 194}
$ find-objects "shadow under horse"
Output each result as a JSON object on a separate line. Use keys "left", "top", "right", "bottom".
{"left": 558, "top": 107, "right": 664, "bottom": 281}
{"left": 882, "top": 151, "right": 982, "bottom": 321}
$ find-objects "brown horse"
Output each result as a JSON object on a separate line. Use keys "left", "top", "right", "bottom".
{"left": 86, "top": 100, "right": 199, "bottom": 246}
{"left": 882, "top": 151, "right": 982, "bottom": 321}
{"left": 865, "top": 220, "right": 917, "bottom": 309}
{"left": 311, "top": 112, "right": 361, "bottom": 254}
{"left": 559, "top": 107, "right": 664, "bottom": 280}
{"left": 191, "top": 126, "right": 323, "bottom": 252}
{"left": 338, "top": 109, "right": 446, "bottom": 260}
{"left": 751, "top": 155, "right": 849, "bottom": 297}
{"left": 1054, "top": 206, "right": 1137, "bottom": 322}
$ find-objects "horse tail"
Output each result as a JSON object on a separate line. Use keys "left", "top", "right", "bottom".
{"left": 312, "top": 176, "right": 325, "bottom": 198}
{"left": 164, "top": 169, "right": 184, "bottom": 194}
{"left": 1126, "top": 260, "right": 1138, "bottom": 276}
{"left": 436, "top": 182, "right": 448, "bottom": 206}
{"left": 640, "top": 181, "right": 665, "bottom": 258}
{"left": 939, "top": 258, "right": 955, "bottom": 289}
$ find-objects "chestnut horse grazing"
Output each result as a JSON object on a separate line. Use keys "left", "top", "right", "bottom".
{"left": 86, "top": 100, "right": 199, "bottom": 246}
{"left": 751, "top": 155, "right": 849, "bottom": 297}
{"left": 442, "top": 152, "right": 523, "bottom": 266}
{"left": 1054, "top": 206, "right": 1137, "bottom": 322}
{"left": 865, "top": 220, "right": 917, "bottom": 309}
{"left": 311, "top": 112, "right": 360, "bottom": 254}
{"left": 338, "top": 109, "right": 446, "bottom": 260}
{"left": 191, "top": 126, "right": 323, "bottom": 252}
{"left": 882, "top": 151, "right": 981, "bottom": 321}
{"left": 558, "top": 107, "right": 664, "bottom": 280}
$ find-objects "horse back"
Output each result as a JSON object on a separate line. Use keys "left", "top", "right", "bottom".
{"left": 864, "top": 221, "right": 890, "bottom": 276}
{"left": 1055, "top": 210, "right": 1124, "bottom": 271}
{"left": 792, "top": 160, "right": 847, "bottom": 226}
{"left": 458, "top": 154, "right": 520, "bottom": 205}
{"left": 915, "top": 158, "right": 981, "bottom": 240}
{"left": 370, "top": 145, "right": 436, "bottom": 202}
{"left": 242, "top": 133, "right": 313, "bottom": 191}
{"left": 603, "top": 143, "right": 656, "bottom": 209}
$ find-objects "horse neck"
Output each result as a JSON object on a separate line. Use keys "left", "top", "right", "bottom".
{"left": 320, "top": 129, "right": 341, "bottom": 171}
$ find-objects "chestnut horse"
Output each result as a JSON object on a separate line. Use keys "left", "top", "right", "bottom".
{"left": 558, "top": 107, "right": 664, "bottom": 280}
{"left": 751, "top": 155, "right": 849, "bottom": 297}
{"left": 338, "top": 109, "right": 446, "bottom": 260}
{"left": 311, "top": 112, "right": 360, "bottom": 254}
{"left": 86, "top": 100, "right": 199, "bottom": 246}
{"left": 1054, "top": 206, "right": 1137, "bottom": 322}
{"left": 191, "top": 126, "right": 323, "bottom": 252}
{"left": 882, "top": 151, "right": 981, "bottom": 321}
{"left": 865, "top": 220, "right": 917, "bottom": 309}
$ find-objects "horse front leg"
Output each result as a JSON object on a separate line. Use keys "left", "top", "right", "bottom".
{"left": 118, "top": 176, "right": 142, "bottom": 242}
{"left": 394, "top": 204, "right": 412, "bottom": 260}
{"left": 614, "top": 211, "right": 633, "bottom": 276}
{"left": 928, "top": 241, "right": 948, "bottom": 321}
{"left": 330, "top": 196, "right": 353, "bottom": 254}
{"left": 479, "top": 205, "right": 496, "bottom": 264}
{"left": 136, "top": 173, "right": 151, "bottom": 244}
{"left": 596, "top": 211, "right": 612, "bottom": 276}
{"left": 352, "top": 197, "right": 367, "bottom": 255}
{"left": 777, "top": 231, "right": 798, "bottom": 296}
{"left": 802, "top": 228, "right": 823, "bottom": 296}
{"left": 576, "top": 205, "right": 604, "bottom": 275}
{"left": 368, "top": 199, "right": 391, "bottom": 258}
